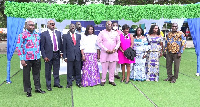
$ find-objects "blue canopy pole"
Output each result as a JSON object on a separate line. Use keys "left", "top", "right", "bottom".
{"left": 6, "top": 17, "right": 25, "bottom": 83}
{"left": 187, "top": 18, "right": 200, "bottom": 75}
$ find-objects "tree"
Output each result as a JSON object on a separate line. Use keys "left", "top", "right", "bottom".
{"left": 0, "top": 0, "right": 87, "bottom": 28}
{"left": 0, "top": 0, "right": 32, "bottom": 28}
{"left": 113, "top": 0, "right": 199, "bottom": 5}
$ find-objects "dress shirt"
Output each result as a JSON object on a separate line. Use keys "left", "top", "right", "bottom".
{"left": 164, "top": 31, "right": 186, "bottom": 53}
{"left": 16, "top": 30, "right": 40, "bottom": 61}
{"left": 80, "top": 34, "right": 100, "bottom": 53}
{"left": 70, "top": 32, "right": 76, "bottom": 40}
{"left": 75, "top": 29, "right": 85, "bottom": 35}
{"left": 97, "top": 29, "right": 120, "bottom": 62}
{"left": 48, "top": 29, "right": 59, "bottom": 51}
{"left": 98, "top": 30, "right": 120, "bottom": 51}
{"left": 116, "top": 30, "right": 123, "bottom": 35}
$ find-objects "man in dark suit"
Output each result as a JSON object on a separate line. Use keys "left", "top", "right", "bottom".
{"left": 63, "top": 24, "right": 82, "bottom": 88}
{"left": 40, "top": 20, "right": 63, "bottom": 91}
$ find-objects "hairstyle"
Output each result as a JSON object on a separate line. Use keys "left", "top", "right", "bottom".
{"left": 76, "top": 21, "right": 81, "bottom": 25}
{"left": 134, "top": 27, "right": 144, "bottom": 37}
{"left": 85, "top": 25, "right": 94, "bottom": 36}
{"left": 122, "top": 24, "right": 130, "bottom": 30}
{"left": 148, "top": 25, "right": 160, "bottom": 35}
{"left": 112, "top": 22, "right": 118, "bottom": 25}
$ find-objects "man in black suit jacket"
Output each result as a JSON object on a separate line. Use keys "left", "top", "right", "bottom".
{"left": 40, "top": 20, "right": 63, "bottom": 91}
{"left": 63, "top": 24, "right": 82, "bottom": 88}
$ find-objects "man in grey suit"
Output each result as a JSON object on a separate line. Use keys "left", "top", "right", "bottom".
{"left": 40, "top": 20, "right": 63, "bottom": 91}
{"left": 63, "top": 24, "right": 82, "bottom": 88}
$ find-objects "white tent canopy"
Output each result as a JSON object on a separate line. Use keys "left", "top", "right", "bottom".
{"left": 26, "top": 18, "right": 187, "bottom": 34}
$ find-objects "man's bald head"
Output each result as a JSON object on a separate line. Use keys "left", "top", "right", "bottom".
{"left": 27, "top": 21, "right": 34, "bottom": 25}
{"left": 47, "top": 20, "right": 55, "bottom": 31}
{"left": 172, "top": 23, "right": 178, "bottom": 32}
{"left": 69, "top": 24, "right": 75, "bottom": 34}
{"left": 75, "top": 22, "right": 82, "bottom": 30}
{"left": 47, "top": 20, "right": 54, "bottom": 25}
{"left": 106, "top": 21, "right": 112, "bottom": 31}
{"left": 172, "top": 23, "right": 178, "bottom": 27}
{"left": 26, "top": 21, "right": 35, "bottom": 33}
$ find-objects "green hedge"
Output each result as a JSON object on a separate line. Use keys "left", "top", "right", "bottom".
{"left": 4, "top": 1, "right": 200, "bottom": 24}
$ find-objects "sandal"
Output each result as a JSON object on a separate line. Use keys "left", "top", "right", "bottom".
{"left": 120, "top": 78, "right": 125, "bottom": 83}
{"left": 125, "top": 81, "right": 130, "bottom": 84}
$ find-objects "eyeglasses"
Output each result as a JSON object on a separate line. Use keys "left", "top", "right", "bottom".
{"left": 28, "top": 24, "right": 35, "bottom": 26}
{"left": 172, "top": 26, "right": 177, "bottom": 27}
{"left": 50, "top": 23, "right": 55, "bottom": 26}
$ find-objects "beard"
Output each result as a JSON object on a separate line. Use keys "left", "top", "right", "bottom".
{"left": 77, "top": 27, "right": 81, "bottom": 30}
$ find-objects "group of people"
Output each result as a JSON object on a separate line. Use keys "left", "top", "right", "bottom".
{"left": 16, "top": 20, "right": 186, "bottom": 97}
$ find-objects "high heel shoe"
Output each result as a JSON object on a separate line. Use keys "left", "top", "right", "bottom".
{"left": 125, "top": 81, "right": 130, "bottom": 84}
{"left": 120, "top": 79, "right": 125, "bottom": 83}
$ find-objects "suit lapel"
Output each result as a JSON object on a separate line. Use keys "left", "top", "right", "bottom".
{"left": 75, "top": 33, "right": 79, "bottom": 45}
{"left": 47, "top": 31, "right": 53, "bottom": 46}
{"left": 68, "top": 33, "right": 74, "bottom": 45}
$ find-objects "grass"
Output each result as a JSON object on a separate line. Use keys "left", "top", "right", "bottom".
{"left": 0, "top": 48, "right": 199, "bottom": 107}
{"left": 0, "top": 54, "right": 21, "bottom": 83}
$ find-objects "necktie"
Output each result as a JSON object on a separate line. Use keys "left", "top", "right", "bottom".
{"left": 53, "top": 31, "right": 57, "bottom": 51}
{"left": 72, "top": 34, "right": 76, "bottom": 45}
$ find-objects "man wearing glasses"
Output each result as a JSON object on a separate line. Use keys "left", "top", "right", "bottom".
{"left": 163, "top": 23, "right": 186, "bottom": 83}
{"left": 16, "top": 21, "right": 46, "bottom": 97}
{"left": 40, "top": 20, "right": 63, "bottom": 91}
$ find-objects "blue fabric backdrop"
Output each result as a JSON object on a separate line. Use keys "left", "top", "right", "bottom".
{"left": 188, "top": 18, "right": 200, "bottom": 74}
{"left": 6, "top": 17, "right": 25, "bottom": 83}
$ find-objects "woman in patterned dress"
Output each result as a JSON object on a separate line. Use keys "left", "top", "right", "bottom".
{"left": 146, "top": 25, "right": 163, "bottom": 82}
{"left": 130, "top": 27, "right": 148, "bottom": 81}
{"left": 80, "top": 25, "right": 101, "bottom": 87}
{"left": 118, "top": 24, "right": 134, "bottom": 84}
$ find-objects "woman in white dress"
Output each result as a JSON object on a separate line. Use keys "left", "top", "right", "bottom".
{"left": 80, "top": 25, "right": 101, "bottom": 87}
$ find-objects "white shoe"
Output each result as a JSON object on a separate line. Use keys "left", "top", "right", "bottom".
{"left": 196, "top": 73, "right": 199, "bottom": 76}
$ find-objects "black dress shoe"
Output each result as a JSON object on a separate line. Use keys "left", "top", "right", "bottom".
{"left": 100, "top": 82, "right": 105, "bottom": 86}
{"left": 114, "top": 75, "right": 121, "bottom": 79}
{"left": 35, "top": 89, "right": 46, "bottom": 94}
{"left": 164, "top": 77, "right": 172, "bottom": 81}
{"left": 109, "top": 81, "right": 116, "bottom": 86}
{"left": 170, "top": 79, "right": 176, "bottom": 83}
{"left": 53, "top": 85, "right": 63, "bottom": 88}
{"left": 27, "top": 92, "right": 32, "bottom": 97}
{"left": 76, "top": 84, "right": 81, "bottom": 88}
{"left": 66, "top": 85, "right": 71, "bottom": 88}
{"left": 47, "top": 87, "right": 52, "bottom": 91}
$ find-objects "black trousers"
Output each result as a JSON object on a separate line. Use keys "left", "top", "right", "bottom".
{"left": 67, "top": 60, "right": 81, "bottom": 85}
{"left": 23, "top": 59, "right": 41, "bottom": 93}
{"left": 72, "top": 61, "right": 83, "bottom": 78}
{"left": 45, "top": 52, "right": 60, "bottom": 87}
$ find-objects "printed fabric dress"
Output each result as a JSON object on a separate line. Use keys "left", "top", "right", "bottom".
{"left": 146, "top": 36, "right": 163, "bottom": 81}
{"left": 130, "top": 36, "right": 148, "bottom": 81}
{"left": 80, "top": 34, "right": 101, "bottom": 87}
{"left": 118, "top": 33, "right": 135, "bottom": 64}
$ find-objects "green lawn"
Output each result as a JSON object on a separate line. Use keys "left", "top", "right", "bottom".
{"left": 0, "top": 48, "right": 199, "bottom": 107}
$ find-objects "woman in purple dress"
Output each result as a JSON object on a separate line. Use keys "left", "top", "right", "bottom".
{"left": 80, "top": 25, "right": 101, "bottom": 87}
{"left": 146, "top": 25, "right": 163, "bottom": 82}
